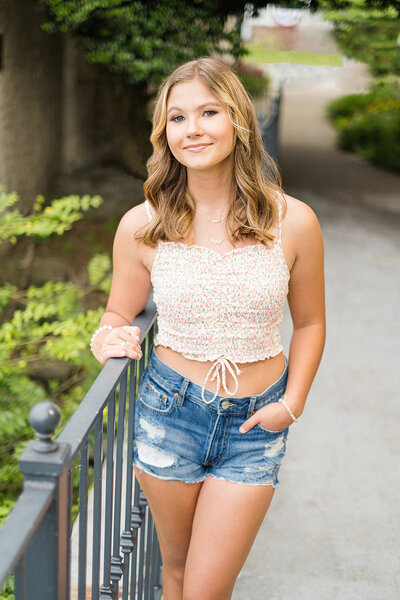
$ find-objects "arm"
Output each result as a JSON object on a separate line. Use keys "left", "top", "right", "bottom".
{"left": 91, "top": 203, "right": 153, "bottom": 364}
{"left": 284, "top": 200, "right": 326, "bottom": 418}
{"left": 240, "top": 197, "right": 325, "bottom": 433}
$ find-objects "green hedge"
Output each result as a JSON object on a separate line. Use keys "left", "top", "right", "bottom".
{"left": 327, "top": 84, "right": 400, "bottom": 172}
{"left": 234, "top": 62, "right": 270, "bottom": 98}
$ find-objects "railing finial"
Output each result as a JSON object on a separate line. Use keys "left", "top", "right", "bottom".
{"left": 29, "top": 401, "right": 61, "bottom": 453}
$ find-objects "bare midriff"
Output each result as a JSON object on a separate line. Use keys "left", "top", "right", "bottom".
{"left": 154, "top": 345, "right": 286, "bottom": 397}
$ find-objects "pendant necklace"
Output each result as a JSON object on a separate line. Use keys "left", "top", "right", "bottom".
{"left": 207, "top": 236, "right": 228, "bottom": 245}
{"left": 194, "top": 206, "right": 230, "bottom": 245}
{"left": 195, "top": 228, "right": 230, "bottom": 246}
{"left": 195, "top": 207, "right": 228, "bottom": 224}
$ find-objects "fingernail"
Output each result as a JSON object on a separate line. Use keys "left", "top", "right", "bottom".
{"left": 239, "top": 426, "right": 245, "bottom": 433}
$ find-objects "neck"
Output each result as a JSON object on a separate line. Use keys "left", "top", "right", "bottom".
{"left": 186, "top": 161, "right": 234, "bottom": 214}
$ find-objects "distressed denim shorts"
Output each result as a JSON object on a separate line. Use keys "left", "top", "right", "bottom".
{"left": 133, "top": 346, "right": 290, "bottom": 488}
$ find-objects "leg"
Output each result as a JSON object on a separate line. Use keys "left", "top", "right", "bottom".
{"left": 183, "top": 476, "right": 276, "bottom": 600}
{"left": 134, "top": 467, "right": 203, "bottom": 600}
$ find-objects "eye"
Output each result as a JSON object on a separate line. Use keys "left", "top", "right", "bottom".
{"left": 203, "top": 110, "right": 217, "bottom": 117}
{"left": 170, "top": 115, "right": 184, "bottom": 123}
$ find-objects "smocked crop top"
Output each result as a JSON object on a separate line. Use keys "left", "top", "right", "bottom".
{"left": 144, "top": 198, "right": 290, "bottom": 404}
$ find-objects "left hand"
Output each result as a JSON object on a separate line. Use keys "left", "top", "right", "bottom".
{"left": 239, "top": 401, "right": 293, "bottom": 433}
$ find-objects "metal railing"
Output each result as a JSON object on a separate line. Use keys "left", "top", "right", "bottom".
{"left": 0, "top": 297, "right": 162, "bottom": 600}
{"left": 257, "top": 83, "right": 283, "bottom": 164}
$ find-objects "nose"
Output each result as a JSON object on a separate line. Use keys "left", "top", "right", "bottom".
{"left": 185, "top": 115, "right": 203, "bottom": 137}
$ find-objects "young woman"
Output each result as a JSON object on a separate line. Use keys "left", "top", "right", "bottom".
{"left": 91, "top": 57, "right": 325, "bottom": 600}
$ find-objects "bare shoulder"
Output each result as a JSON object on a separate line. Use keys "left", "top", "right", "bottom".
{"left": 115, "top": 201, "right": 151, "bottom": 242}
{"left": 112, "top": 201, "right": 152, "bottom": 270}
{"left": 283, "top": 193, "right": 320, "bottom": 227}
{"left": 282, "top": 193, "right": 322, "bottom": 240}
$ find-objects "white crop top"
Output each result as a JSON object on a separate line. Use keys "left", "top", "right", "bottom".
{"left": 144, "top": 199, "right": 290, "bottom": 403}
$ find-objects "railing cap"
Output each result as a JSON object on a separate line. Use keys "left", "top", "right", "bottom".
{"left": 30, "top": 400, "right": 61, "bottom": 453}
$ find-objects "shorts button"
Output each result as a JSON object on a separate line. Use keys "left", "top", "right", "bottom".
{"left": 221, "top": 400, "right": 230, "bottom": 409}
{"left": 146, "top": 382, "right": 150, "bottom": 387}
{"left": 174, "top": 393, "right": 179, "bottom": 398}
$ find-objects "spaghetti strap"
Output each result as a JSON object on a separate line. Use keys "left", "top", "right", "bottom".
{"left": 144, "top": 199, "right": 153, "bottom": 223}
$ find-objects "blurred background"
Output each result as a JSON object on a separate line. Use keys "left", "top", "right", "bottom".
{"left": 0, "top": 1, "right": 399, "bottom": 598}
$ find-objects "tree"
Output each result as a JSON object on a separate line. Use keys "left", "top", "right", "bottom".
{"left": 39, "top": 0, "right": 270, "bottom": 88}
{"left": 317, "top": 0, "right": 400, "bottom": 76}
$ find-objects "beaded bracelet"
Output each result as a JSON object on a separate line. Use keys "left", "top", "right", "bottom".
{"left": 278, "top": 394, "right": 299, "bottom": 423}
{"left": 90, "top": 324, "right": 113, "bottom": 351}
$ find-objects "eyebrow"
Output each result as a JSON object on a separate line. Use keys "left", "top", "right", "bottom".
{"left": 167, "top": 102, "right": 221, "bottom": 115}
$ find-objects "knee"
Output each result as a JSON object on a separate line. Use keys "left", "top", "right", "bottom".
{"left": 183, "top": 583, "right": 231, "bottom": 600}
{"left": 183, "top": 592, "right": 228, "bottom": 600}
{"left": 163, "top": 561, "right": 185, "bottom": 586}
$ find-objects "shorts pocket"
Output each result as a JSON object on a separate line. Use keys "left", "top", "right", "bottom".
{"left": 255, "top": 423, "right": 288, "bottom": 435}
{"left": 137, "top": 372, "right": 177, "bottom": 415}
{"left": 253, "top": 392, "right": 288, "bottom": 434}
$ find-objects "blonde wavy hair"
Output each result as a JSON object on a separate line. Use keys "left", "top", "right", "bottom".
{"left": 137, "top": 56, "right": 285, "bottom": 247}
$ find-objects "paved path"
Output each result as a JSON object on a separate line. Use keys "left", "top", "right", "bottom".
{"left": 233, "top": 15, "right": 400, "bottom": 600}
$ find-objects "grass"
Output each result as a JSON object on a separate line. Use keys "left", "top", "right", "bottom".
{"left": 244, "top": 44, "right": 343, "bottom": 67}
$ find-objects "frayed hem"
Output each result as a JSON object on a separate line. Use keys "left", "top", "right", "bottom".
{"left": 206, "top": 473, "right": 280, "bottom": 488}
{"left": 133, "top": 462, "right": 207, "bottom": 484}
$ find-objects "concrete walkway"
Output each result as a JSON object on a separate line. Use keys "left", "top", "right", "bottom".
{"left": 233, "top": 16, "right": 400, "bottom": 600}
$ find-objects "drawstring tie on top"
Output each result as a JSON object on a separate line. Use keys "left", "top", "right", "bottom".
{"left": 201, "top": 357, "right": 242, "bottom": 404}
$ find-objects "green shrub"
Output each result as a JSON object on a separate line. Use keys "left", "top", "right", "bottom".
{"left": 338, "top": 109, "right": 400, "bottom": 172}
{"left": 0, "top": 189, "right": 111, "bottom": 526}
{"left": 326, "top": 92, "right": 376, "bottom": 121}
{"left": 327, "top": 84, "right": 400, "bottom": 172}
{"left": 234, "top": 62, "right": 270, "bottom": 98}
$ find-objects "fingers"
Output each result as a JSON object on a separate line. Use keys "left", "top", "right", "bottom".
{"left": 240, "top": 404, "right": 292, "bottom": 434}
{"left": 239, "top": 414, "right": 257, "bottom": 434}
{"left": 121, "top": 325, "right": 141, "bottom": 338}
{"left": 102, "top": 326, "right": 143, "bottom": 362}
{"left": 103, "top": 343, "right": 142, "bottom": 361}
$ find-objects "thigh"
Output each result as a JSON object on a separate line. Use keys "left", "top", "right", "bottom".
{"left": 183, "top": 476, "right": 275, "bottom": 600}
{"left": 134, "top": 468, "right": 202, "bottom": 570}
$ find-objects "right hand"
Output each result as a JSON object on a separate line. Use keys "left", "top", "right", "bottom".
{"left": 94, "top": 325, "right": 143, "bottom": 364}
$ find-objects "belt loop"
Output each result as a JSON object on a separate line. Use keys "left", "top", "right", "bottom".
{"left": 247, "top": 395, "right": 257, "bottom": 418}
{"left": 177, "top": 377, "right": 190, "bottom": 406}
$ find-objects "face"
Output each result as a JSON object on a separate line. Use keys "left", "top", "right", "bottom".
{"left": 165, "top": 78, "right": 235, "bottom": 174}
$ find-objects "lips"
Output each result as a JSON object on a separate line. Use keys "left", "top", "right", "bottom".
{"left": 184, "top": 143, "right": 212, "bottom": 151}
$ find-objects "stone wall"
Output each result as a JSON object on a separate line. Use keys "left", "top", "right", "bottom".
{"left": 0, "top": 0, "right": 63, "bottom": 208}
{"left": 0, "top": 1, "right": 150, "bottom": 211}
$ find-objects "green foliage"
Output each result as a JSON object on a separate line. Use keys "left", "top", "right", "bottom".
{"left": 327, "top": 83, "right": 400, "bottom": 171}
{"left": 0, "top": 188, "right": 102, "bottom": 243}
{"left": 234, "top": 62, "right": 271, "bottom": 98}
{"left": 319, "top": 0, "right": 400, "bottom": 76}
{"left": 39, "top": 0, "right": 265, "bottom": 86}
{"left": 0, "top": 189, "right": 111, "bottom": 532}
{"left": 0, "top": 575, "right": 14, "bottom": 600}
{"left": 326, "top": 91, "right": 377, "bottom": 120}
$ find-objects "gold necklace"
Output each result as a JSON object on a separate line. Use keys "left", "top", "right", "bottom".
{"left": 206, "top": 235, "right": 228, "bottom": 245}
{"left": 193, "top": 210, "right": 231, "bottom": 245}
{"left": 194, "top": 228, "right": 230, "bottom": 246}
{"left": 195, "top": 207, "right": 228, "bottom": 224}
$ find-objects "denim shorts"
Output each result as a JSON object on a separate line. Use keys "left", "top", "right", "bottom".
{"left": 133, "top": 346, "right": 290, "bottom": 488}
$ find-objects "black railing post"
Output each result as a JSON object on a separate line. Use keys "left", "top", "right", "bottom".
{"left": 258, "top": 82, "right": 283, "bottom": 164}
{"left": 15, "top": 401, "right": 71, "bottom": 600}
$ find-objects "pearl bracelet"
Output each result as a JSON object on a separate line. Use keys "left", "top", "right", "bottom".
{"left": 278, "top": 394, "right": 299, "bottom": 423}
{"left": 90, "top": 324, "right": 113, "bottom": 351}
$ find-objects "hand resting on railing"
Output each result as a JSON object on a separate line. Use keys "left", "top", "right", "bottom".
{"left": 91, "top": 324, "right": 143, "bottom": 364}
